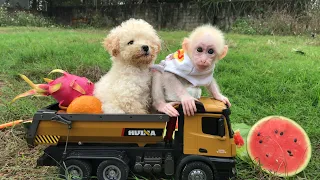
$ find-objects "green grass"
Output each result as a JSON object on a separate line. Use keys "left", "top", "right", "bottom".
{"left": 0, "top": 26, "right": 319, "bottom": 179}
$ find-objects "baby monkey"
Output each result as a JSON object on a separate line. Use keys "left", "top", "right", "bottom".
{"left": 152, "top": 24, "right": 231, "bottom": 117}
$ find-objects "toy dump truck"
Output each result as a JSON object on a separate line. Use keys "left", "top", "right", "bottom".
{"left": 26, "top": 97, "right": 236, "bottom": 180}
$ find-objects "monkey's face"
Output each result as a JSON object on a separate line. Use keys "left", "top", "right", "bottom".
{"left": 190, "top": 34, "right": 218, "bottom": 71}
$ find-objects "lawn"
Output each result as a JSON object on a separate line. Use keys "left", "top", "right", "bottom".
{"left": 0, "top": 26, "right": 319, "bottom": 179}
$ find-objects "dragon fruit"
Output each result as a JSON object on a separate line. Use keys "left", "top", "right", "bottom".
{"left": 12, "top": 69, "right": 95, "bottom": 109}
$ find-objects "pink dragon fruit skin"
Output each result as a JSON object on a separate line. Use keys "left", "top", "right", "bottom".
{"left": 12, "top": 69, "right": 95, "bottom": 109}
{"left": 48, "top": 69, "right": 95, "bottom": 107}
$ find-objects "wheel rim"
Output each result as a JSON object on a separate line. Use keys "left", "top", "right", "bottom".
{"left": 66, "top": 165, "right": 83, "bottom": 180}
{"left": 188, "top": 169, "right": 207, "bottom": 180}
{"left": 103, "top": 165, "right": 121, "bottom": 180}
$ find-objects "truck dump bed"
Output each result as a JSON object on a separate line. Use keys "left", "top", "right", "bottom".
{"left": 26, "top": 103, "right": 170, "bottom": 147}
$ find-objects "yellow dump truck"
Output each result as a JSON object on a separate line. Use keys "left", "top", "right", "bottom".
{"left": 26, "top": 97, "right": 237, "bottom": 180}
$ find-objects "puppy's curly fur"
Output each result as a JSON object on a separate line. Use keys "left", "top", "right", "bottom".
{"left": 94, "top": 18, "right": 162, "bottom": 114}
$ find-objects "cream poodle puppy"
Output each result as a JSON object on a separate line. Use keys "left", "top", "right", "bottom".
{"left": 94, "top": 18, "right": 162, "bottom": 114}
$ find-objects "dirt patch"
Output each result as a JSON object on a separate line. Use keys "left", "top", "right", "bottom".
{"left": 0, "top": 28, "right": 21, "bottom": 34}
{"left": 0, "top": 30, "right": 10, "bottom": 34}
{"left": 0, "top": 80, "right": 4, "bottom": 88}
{"left": 0, "top": 127, "right": 58, "bottom": 179}
{"left": 0, "top": 80, "right": 5, "bottom": 96}
{"left": 87, "top": 39, "right": 101, "bottom": 44}
{"left": 74, "top": 65, "right": 107, "bottom": 83}
{"left": 306, "top": 40, "right": 320, "bottom": 46}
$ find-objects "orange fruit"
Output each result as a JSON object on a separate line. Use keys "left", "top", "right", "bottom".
{"left": 67, "top": 95, "right": 103, "bottom": 114}
{"left": 57, "top": 110, "right": 67, "bottom": 114}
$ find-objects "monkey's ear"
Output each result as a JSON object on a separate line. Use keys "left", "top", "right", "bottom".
{"left": 103, "top": 33, "right": 120, "bottom": 57}
{"left": 182, "top": 38, "right": 190, "bottom": 51}
{"left": 219, "top": 45, "right": 228, "bottom": 60}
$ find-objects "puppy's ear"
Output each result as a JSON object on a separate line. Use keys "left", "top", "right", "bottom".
{"left": 218, "top": 45, "right": 228, "bottom": 60}
{"left": 154, "top": 39, "right": 162, "bottom": 54}
{"left": 103, "top": 33, "right": 120, "bottom": 57}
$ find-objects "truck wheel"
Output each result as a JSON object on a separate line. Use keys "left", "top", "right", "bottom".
{"left": 59, "top": 159, "right": 92, "bottom": 180}
{"left": 181, "top": 161, "right": 214, "bottom": 180}
{"left": 96, "top": 160, "right": 128, "bottom": 180}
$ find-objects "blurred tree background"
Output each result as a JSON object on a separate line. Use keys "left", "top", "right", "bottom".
{"left": 1, "top": 0, "right": 319, "bottom": 35}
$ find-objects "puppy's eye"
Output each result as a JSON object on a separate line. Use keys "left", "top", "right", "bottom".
{"left": 128, "top": 40, "right": 134, "bottom": 45}
{"left": 208, "top": 49, "right": 214, "bottom": 54}
{"left": 197, "top": 47, "right": 203, "bottom": 52}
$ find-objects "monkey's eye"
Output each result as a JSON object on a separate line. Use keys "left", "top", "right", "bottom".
{"left": 208, "top": 49, "right": 214, "bottom": 54}
{"left": 128, "top": 40, "right": 134, "bottom": 45}
{"left": 197, "top": 47, "right": 203, "bottom": 52}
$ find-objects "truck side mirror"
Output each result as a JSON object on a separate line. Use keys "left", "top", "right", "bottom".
{"left": 218, "top": 117, "right": 225, "bottom": 137}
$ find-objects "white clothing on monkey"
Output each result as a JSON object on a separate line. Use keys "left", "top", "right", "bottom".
{"left": 151, "top": 49, "right": 215, "bottom": 101}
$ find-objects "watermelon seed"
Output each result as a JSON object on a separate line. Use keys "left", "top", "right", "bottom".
{"left": 294, "top": 138, "right": 297, "bottom": 142}
{"left": 275, "top": 130, "right": 278, "bottom": 134}
{"left": 259, "top": 140, "right": 263, "bottom": 143}
{"left": 280, "top": 132, "right": 284, "bottom": 136}
{"left": 257, "top": 132, "right": 261, "bottom": 136}
{"left": 266, "top": 154, "right": 269, "bottom": 157}
{"left": 287, "top": 150, "right": 293, "bottom": 156}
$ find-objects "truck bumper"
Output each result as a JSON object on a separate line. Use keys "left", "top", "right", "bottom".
{"left": 37, "top": 153, "right": 57, "bottom": 166}
{"left": 209, "top": 157, "right": 237, "bottom": 180}
{"left": 36, "top": 145, "right": 64, "bottom": 167}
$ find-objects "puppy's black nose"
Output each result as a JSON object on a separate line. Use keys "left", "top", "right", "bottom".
{"left": 142, "top": 45, "right": 149, "bottom": 52}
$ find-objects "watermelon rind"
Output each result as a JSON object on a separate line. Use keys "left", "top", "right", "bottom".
{"left": 247, "top": 116, "right": 312, "bottom": 177}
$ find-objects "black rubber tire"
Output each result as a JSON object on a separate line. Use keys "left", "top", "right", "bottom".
{"left": 96, "top": 160, "right": 128, "bottom": 180}
{"left": 59, "top": 159, "right": 92, "bottom": 180}
{"left": 181, "top": 161, "right": 214, "bottom": 180}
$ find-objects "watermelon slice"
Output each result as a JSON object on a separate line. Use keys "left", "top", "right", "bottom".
{"left": 247, "top": 116, "right": 312, "bottom": 177}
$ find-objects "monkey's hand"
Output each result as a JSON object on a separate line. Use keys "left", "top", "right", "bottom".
{"left": 214, "top": 93, "right": 231, "bottom": 107}
{"left": 181, "top": 94, "right": 198, "bottom": 116}
{"left": 157, "top": 102, "right": 181, "bottom": 117}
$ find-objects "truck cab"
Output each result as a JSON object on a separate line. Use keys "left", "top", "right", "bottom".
{"left": 181, "top": 98, "right": 236, "bottom": 157}
{"left": 171, "top": 97, "right": 236, "bottom": 179}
